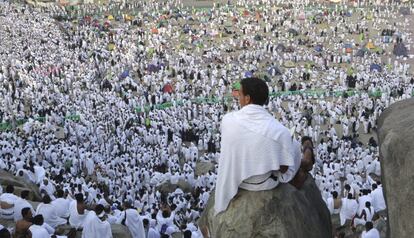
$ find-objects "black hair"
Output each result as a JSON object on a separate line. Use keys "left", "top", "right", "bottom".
{"left": 75, "top": 193, "right": 84, "bottom": 203}
{"left": 32, "top": 214, "right": 44, "bottom": 225}
{"left": 21, "top": 207, "right": 31, "bottom": 218}
{"left": 5, "top": 185, "right": 14, "bottom": 193}
{"left": 365, "top": 221, "right": 374, "bottom": 231}
{"left": 143, "top": 218, "right": 149, "bottom": 227}
{"left": 0, "top": 228, "right": 11, "bottom": 238}
{"left": 344, "top": 184, "right": 351, "bottom": 191}
{"left": 365, "top": 201, "right": 371, "bottom": 208}
{"left": 42, "top": 195, "right": 51, "bottom": 204}
{"left": 240, "top": 77, "right": 269, "bottom": 105}
{"left": 95, "top": 204, "right": 105, "bottom": 215}
{"left": 183, "top": 230, "right": 192, "bottom": 238}
{"left": 21, "top": 190, "right": 30, "bottom": 199}
{"left": 372, "top": 183, "right": 378, "bottom": 190}
{"left": 162, "top": 210, "right": 170, "bottom": 218}
{"left": 301, "top": 136, "right": 313, "bottom": 147}
{"left": 332, "top": 191, "right": 338, "bottom": 199}
{"left": 56, "top": 189, "right": 64, "bottom": 198}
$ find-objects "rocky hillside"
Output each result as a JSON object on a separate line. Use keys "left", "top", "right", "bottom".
{"left": 377, "top": 98, "right": 414, "bottom": 238}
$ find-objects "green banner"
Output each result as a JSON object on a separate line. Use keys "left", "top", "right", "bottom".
{"left": 0, "top": 114, "right": 80, "bottom": 132}
{"left": 135, "top": 89, "right": 410, "bottom": 113}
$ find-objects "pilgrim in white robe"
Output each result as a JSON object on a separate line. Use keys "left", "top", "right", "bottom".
{"left": 361, "top": 228, "right": 380, "bottom": 238}
{"left": 215, "top": 104, "right": 295, "bottom": 215}
{"left": 36, "top": 203, "right": 67, "bottom": 228}
{"left": 116, "top": 209, "right": 145, "bottom": 238}
{"left": 68, "top": 200, "right": 88, "bottom": 229}
{"left": 82, "top": 211, "right": 112, "bottom": 238}
{"left": 339, "top": 198, "right": 358, "bottom": 226}
{"left": 29, "top": 224, "right": 50, "bottom": 238}
{"left": 51, "top": 198, "right": 70, "bottom": 218}
{"left": 370, "top": 187, "right": 386, "bottom": 212}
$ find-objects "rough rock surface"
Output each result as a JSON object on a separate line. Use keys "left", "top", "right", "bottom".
{"left": 199, "top": 174, "right": 332, "bottom": 238}
{"left": 156, "top": 179, "right": 193, "bottom": 195}
{"left": 0, "top": 169, "right": 42, "bottom": 201}
{"left": 377, "top": 98, "right": 414, "bottom": 238}
{"left": 195, "top": 161, "right": 215, "bottom": 177}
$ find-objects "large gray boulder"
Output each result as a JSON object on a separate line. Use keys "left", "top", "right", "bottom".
{"left": 156, "top": 179, "right": 193, "bottom": 195}
{"left": 0, "top": 170, "right": 42, "bottom": 201}
{"left": 195, "top": 161, "right": 215, "bottom": 177}
{"left": 198, "top": 174, "right": 332, "bottom": 238}
{"left": 377, "top": 98, "right": 414, "bottom": 238}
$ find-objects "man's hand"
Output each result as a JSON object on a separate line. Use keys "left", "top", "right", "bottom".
{"left": 279, "top": 165, "right": 288, "bottom": 174}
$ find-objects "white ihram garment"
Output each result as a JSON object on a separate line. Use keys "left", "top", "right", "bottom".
{"left": 215, "top": 104, "right": 296, "bottom": 215}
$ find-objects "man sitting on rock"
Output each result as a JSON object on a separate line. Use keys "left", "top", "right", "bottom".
{"left": 214, "top": 77, "right": 298, "bottom": 215}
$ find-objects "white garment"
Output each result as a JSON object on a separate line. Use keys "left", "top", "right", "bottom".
{"left": 0, "top": 193, "right": 19, "bottom": 219}
{"left": 34, "top": 166, "right": 46, "bottom": 184}
{"left": 82, "top": 211, "right": 112, "bottom": 238}
{"left": 361, "top": 228, "right": 380, "bottom": 238}
{"left": 52, "top": 198, "right": 70, "bottom": 218}
{"left": 68, "top": 201, "right": 88, "bottom": 229}
{"left": 358, "top": 195, "right": 372, "bottom": 216}
{"left": 354, "top": 207, "right": 374, "bottom": 227}
{"left": 339, "top": 198, "right": 358, "bottom": 226}
{"left": 370, "top": 187, "right": 386, "bottom": 212}
{"left": 29, "top": 224, "right": 50, "bottom": 238}
{"left": 116, "top": 209, "right": 145, "bottom": 238}
{"left": 148, "top": 227, "right": 160, "bottom": 238}
{"left": 36, "top": 203, "right": 67, "bottom": 228}
{"left": 215, "top": 105, "right": 295, "bottom": 215}
{"left": 326, "top": 197, "right": 335, "bottom": 215}
{"left": 14, "top": 198, "right": 34, "bottom": 222}
{"left": 279, "top": 139, "right": 302, "bottom": 183}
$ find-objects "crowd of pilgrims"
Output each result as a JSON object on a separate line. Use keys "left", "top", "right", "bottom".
{"left": 0, "top": 0, "right": 413, "bottom": 237}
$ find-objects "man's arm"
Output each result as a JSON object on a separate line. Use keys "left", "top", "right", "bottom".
{"left": 0, "top": 201, "right": 14, "bottom": 209}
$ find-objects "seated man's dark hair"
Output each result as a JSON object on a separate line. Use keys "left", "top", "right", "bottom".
{"left": 365, "top": 221, "right": 374, "bottom": 231}
{"left": 21, "top": 207, "right": 32, "bottom": 218}
{"left": 32, "top": 214, "right": 44, "bottom": 225}
{"left": 21, "top": 190, "right": 30, "bottom": 199}
{"left": 42, "top": 195, "right": 52, "bottom": 204}
{"left": 5, "top": 185, "right": 14, "bottom": 193}
{"left": 240, "top": 77, "right": 269, "bottom": 106}
{"left": 0, "top": 228, "right": 11, "bottom": 238}
{"left": 75, "top": 193, "right": 84, "bottom": 203}
{"left": 56, "top": 189, "right": 64, "bottom": 198}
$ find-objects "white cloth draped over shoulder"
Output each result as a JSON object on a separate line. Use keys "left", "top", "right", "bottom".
{"left": 82, "top": 211, "right": 113, "bottom": 238}
{"left": 116, "top": 209, "right": 145, "bottom": 238}
{"left": 214, "top": 104, "right": 296, "bottom": 215}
